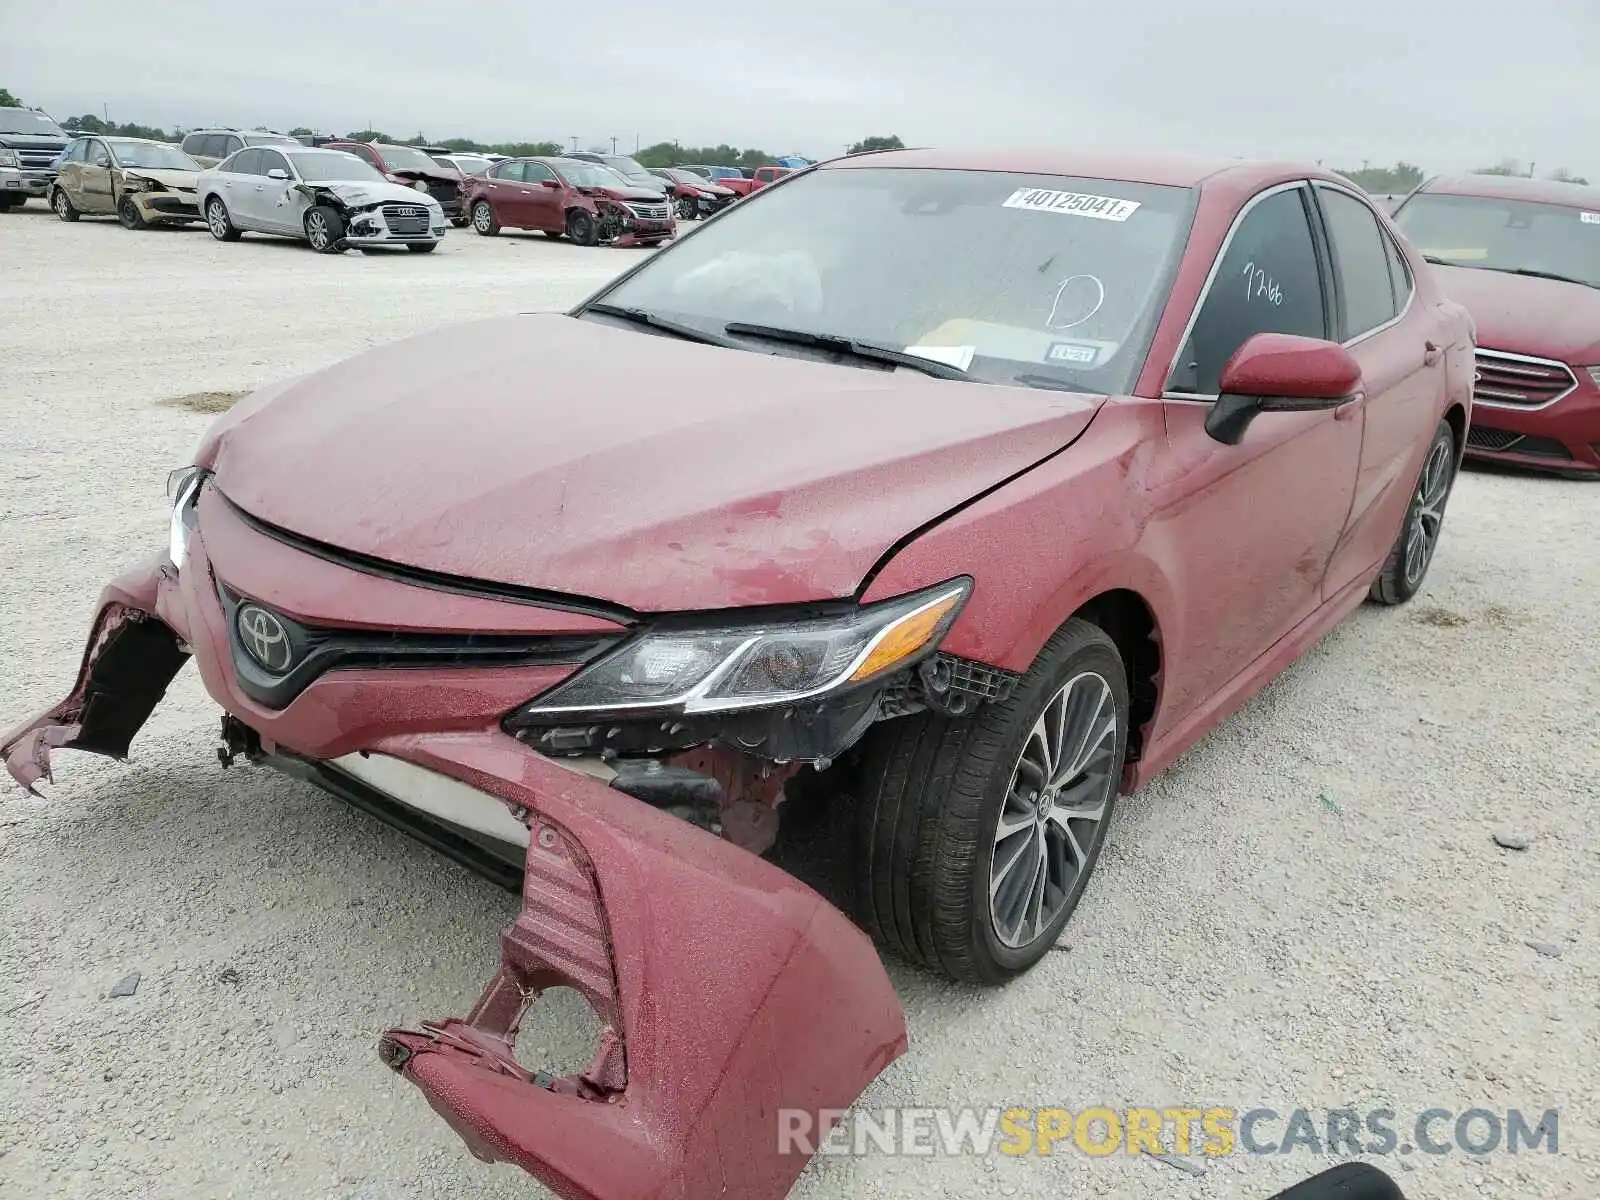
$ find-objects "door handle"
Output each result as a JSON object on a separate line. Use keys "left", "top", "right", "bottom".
{"left": 1334, "top": 391, "right": 1367, "bottom": 421}
{"left": 1423, "top": 340, "right": 1442, "bottom": 367}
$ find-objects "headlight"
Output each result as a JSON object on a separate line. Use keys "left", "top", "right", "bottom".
{"left": 412, "top": 179, "right": 429, "bottom": 192}
{"left": 166, "top": 466, "right": 202, "bottom": 571}
{"left": 1586, "top": 366, "right": 1600, "bottom": 388}
{"left": 519, "top": 579, "right": 970, "bottom": 718}
{"left": 0, "top": 149, "right": 19, "bottom": 168}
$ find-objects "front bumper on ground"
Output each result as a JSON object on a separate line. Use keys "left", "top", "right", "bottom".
{"left": 1, "top": 489, "right": 907, "bottom": 1199}
{"left": 0, "top": 166, "right": 53, "bottom": 197}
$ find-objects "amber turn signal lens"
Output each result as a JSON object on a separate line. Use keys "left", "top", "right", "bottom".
{"left": 848, "top": 591, "right": 964, "bottom": 684}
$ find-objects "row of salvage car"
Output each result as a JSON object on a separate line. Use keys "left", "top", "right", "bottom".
{"left": 23, "top": 128, "right": 775, "bottom": 253}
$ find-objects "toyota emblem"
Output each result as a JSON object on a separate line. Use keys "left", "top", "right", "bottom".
{"left": 237, "top": 604, "right": 293, "bottom": 673}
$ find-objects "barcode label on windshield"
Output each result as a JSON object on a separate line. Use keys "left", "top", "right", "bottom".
{"left": 1581, "top": 212, "right": 1600, "bottom": 225}
{"left": 1002, "top": 189, "right": 1141, "bottom": 221}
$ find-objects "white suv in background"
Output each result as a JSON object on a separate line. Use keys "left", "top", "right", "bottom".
{"left": 180, "top": 128, "right": 302, "bottom": 169}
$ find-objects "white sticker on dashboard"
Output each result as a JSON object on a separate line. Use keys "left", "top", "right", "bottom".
{"left": 1582, "top": 212, "right": 1600, "bottom": 225}
{"left": 903, "top": 344, "right": 976, "bottom": 371}
{"left": 1002, "top": 188, "right": 1141, "bottom": 221}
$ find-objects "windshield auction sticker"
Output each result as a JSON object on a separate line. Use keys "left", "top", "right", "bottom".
{"left": 1581, "top": 212, "right": 1600, "bottom": 225}
{"left": 1002, "top": 188, "right": 1141, "bottom": 221}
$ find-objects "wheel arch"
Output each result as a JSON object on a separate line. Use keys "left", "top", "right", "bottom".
{"left": 1442, "top": 401, "right": 1468, "bottom": 467}
{"left": 1071, "top": 589, "right": 1162, "bottom": 767}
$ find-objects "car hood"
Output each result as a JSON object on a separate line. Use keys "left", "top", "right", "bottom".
{"left": 596, "top": 185, "right": 667, "bottom": 202}
{"left": 0, "top": 131, "right": 69, "bottom": 149}
{"left": 204, "top": 315, "right": 1105, "bottom": 612}
{"left": 124, "top": 167, "right": 200, "bottom": 188}
{"left": 1433, "top": 264, "right": 1600, "bottom": 364}
{"left": 294, "top": 179, "right": 443, "bottom": 208}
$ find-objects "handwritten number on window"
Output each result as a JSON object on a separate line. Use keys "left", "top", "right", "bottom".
{"left": 1242, "top": 262, "right": 1283, "bottom": 306}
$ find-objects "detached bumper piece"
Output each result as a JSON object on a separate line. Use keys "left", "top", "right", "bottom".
{"left": 2, "top": 579, "right": 188, "bottom": 791}
{"left": 378, "top": 748, "right": 906, "bottom": 1200}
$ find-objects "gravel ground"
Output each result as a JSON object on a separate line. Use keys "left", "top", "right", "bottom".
{"left": 1, "top": 205, "right": 1596, "bottom": 1200}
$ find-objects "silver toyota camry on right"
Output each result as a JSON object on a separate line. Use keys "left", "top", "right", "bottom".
{"left": 196, "top": 145, "right": 448, "bottom": 254}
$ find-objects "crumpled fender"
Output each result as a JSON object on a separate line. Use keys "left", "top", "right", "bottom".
{"left": 2, "top": 555, "right": 188, "bottom": 793}
{"left": 377, "top": 735, "right": 907, "bottom": 1200}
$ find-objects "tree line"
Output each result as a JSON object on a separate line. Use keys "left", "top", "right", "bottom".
{"left": 1337, "top": 159, "right": 1588, "bottom": 192}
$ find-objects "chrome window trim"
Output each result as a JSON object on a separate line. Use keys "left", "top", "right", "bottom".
{"left": 1312, "top": 180, "right": 1416, "bottom": 347}
{"left": 1160, "top": 179, "right": 1312, "bottom": 402}
{"left": 1472, "top": 347, "right": 1578, "bottom": 411}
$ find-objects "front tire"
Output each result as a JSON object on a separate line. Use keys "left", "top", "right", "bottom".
{"left": 52, "top": 188, "right": 80, "bottom": 222}
{"left": 854, "top": 618, "right": 1128, "bottom": 984}
{"left": 204, "top": 195, "right": 240, "bottom": 241}
{"left": 1369, "top": 420, "right": 1457, "bottom": 605}
{"left": 117, "top": 196, "right": 147, "bottom": 230}
{"left": 471, "top": 200, "right": 499, "bottom": 236}
{"left": 675, "top": 197, "right": 697, "bottom": 221}
{"left": 304, "top": 205, "right": 344, "bottom": 253}
{"left": 565, "top": 208, "right": 598, "bottom": 246}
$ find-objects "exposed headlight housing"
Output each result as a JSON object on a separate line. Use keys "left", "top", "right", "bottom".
{"left": 516, "top": 579, "right": 971, "bottom": 719}
{"left": 412, "top": 179, "right": 429, "bottom": 192}
{"left": 166, "top": 466, "right": 202, "bottom": 570}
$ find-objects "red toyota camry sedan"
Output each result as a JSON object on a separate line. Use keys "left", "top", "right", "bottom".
{"left": 4, "top": 150, "right": 1472, "bottom": 1199}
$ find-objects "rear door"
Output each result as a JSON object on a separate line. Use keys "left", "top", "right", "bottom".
{"left": 1154, "top": 182, "right": 1364, "bottom": 725}
{"left": 1311, "top": 183, "right": 1449, "bottom": 596}
{"left": 482, "top": 159, "right": 530, "bottom": 225}
{"left": 218, "top": 149, "right": 265, "bottom": 229}
{"left": 55, "top": 139, "right": 88, "bottom": 207}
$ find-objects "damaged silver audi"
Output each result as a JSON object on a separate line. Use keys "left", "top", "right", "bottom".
{"left": 196, "top": 145, "right": 448, "bottom": 253}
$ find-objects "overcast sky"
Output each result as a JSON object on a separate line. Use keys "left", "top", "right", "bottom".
{"left": 3, "top": 0, "right": 1596, "bottom": 177}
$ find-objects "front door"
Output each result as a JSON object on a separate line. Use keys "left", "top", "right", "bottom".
{"left": 1152, "top": 183, "right": 1364, "bottom": 727}
{"left": 520, "top": 161, "right": 563, "bottom": 232}
{"left": 79, "top": 139, "right": 115, "bottom": 213}
{"left": 251, "top": 149, "right": 299, "bottom": 234}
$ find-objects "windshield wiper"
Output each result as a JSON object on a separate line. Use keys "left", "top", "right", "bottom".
{"left": 583, "top": 303, "right": 740, "bottom": 348}
{"left": 1009, "top": 373, "right": 1097, "bottom": 393}
{"left": 1488, "top": 266, "right": 1598, "bottom": 289}
{"left": 721, "top": 321, "right": 969, "bottom": 380}
{"left": 1422, "top": 255, "right": 1458, "bottom": 266}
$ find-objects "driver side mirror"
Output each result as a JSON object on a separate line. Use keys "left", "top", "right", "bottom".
{"left": 94, "top": 154, "right": 111, "bottom": 168}
{"left": 266, "top": 168, "right": 289, "bottom": 181}
{"left": 540, "top": 179, "right": 559, "bottom": 189}
{"left": 1205, "top": 333, "right": 1362, "bottom": 445}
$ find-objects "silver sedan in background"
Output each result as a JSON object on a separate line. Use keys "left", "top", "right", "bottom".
{"left": 196, "top": 146, "right": 448, "bottom": 253}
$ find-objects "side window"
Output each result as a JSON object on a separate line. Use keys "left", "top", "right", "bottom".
{"left": 257, "top": 149, "right": 288, "bottom": 176}
{"left": 180, "top": 133, "right": 202, "bottom": 156}
{"left": 88, "top": 140, "right": 110, "bottom": 166}
{"left": 229, "top": 149, "right": 264, "bottom": 176}
{"left": 523, "top": 162, "right": 557, "bottom": 184}
{"left": 491, "top": 159, "right": 521, "bottom": 180}
{"left": 1318, "top": 187, "right": 1400, "bottom": 338}
{"left": 66, "top": 140, "right": 89, "bottom": 163}
{"left": 199, "top": 134, "right": 229, "bottom": 160}
{"left": 344, "top": 144, "right": 378, "bottom": 165}
{"left": 1382, "top": 230, "right": 1413, "bottom": 313}
{"left": 1170, "top": 187, "right": 1329, "bottom": 395}
{"left": 224, "top": 136, "right": 244, "bottom": 158}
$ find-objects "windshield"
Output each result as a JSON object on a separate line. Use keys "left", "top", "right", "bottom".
{"left": 0, "top": 109, "right": 66, "bottom": 136}
{"left": 108, "top": 140, "right": 201, "bottom": 170}
{"left": 289, "top": 152, "right": 385, "bottom": 183}
{"left": 557, "top": 161, "right": 627, "bottom": 189}
{"left": 604, "top": 156, "right": 651, "bottom": 178}
{"left": 591, "top": 167, "right": 1196, "bottom": 393}
{"left": 452, "top": 156, "right": 492, "bottom": 174}
{"left": 374, "top": 143, "right": 441, "bottom": 173}
{"left": 244, "top": 133, "right": 299, "bottom": 147}
{"left": 1395, "top": 192, "right": 1600, "bottom": 288}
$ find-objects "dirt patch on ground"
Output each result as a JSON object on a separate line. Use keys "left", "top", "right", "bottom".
{"left": 1411, "top": 603, "right": 1471, "bottom": 628}
{"left": 159, "top": 390, "right": 246, "bottom": 413}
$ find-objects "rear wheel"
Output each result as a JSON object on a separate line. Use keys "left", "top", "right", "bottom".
{"left": 565, "top": 208, "right": 597, "bottom": 246}
{"left": 204, "top": 195, "right": 239, "bottom": 241}
{"left": 853, "top": 619, "right": 1128, "bottom": 984}
{"left": 675, "top": 197, "right": 697, "bottom": 221}
{"left": 1369, "top": 420, "right": 1457, "bottom": 605}
{"left": 471, "top": 200, "right": 499, "bottom": 236}
{"left": 52, "top": 188, "right": 80, "bottom": 222}
{"left": 304, "top": 205, "right": 344, "bottom": 253}
{"left": 117, "top": 195, "right": 147, "bottom": 230}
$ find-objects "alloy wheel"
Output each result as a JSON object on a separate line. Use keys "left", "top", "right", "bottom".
{"left": 206, "top": 200, "right": 228, "bottom": 239}
{"left": 473, "top": 202, "right": 492, "bottom": 232}
{"left": 989, "top": 671, "right": 1118, "bottom": 949}
{"left": 306, "top": 211, "right": 329, "bottom": 250}
{"left": 1403, "top": 438, "right": 1453, "bottom": 587}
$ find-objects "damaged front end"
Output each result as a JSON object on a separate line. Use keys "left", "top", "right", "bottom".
{"left": 291, "top": 181, "right": 445, "bottom": 247}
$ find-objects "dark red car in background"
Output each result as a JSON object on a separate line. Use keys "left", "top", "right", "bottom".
{"left": 322, "top": 139, "right": 468, "bottom": 226}
{"left": 1393, "top": 173, "right": 1600, "bottom": 476}
{"left": 649, "top": 166, "right": 737, "bottom": 219}
{"left": 462, "top": 155, "right": 675, "bottom": 246}
{"left": 5, "top": 150, "right": 1470, "bottom": 1199}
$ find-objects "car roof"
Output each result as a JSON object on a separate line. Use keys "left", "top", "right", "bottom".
{"left": 821, "top": 148, "right": 1343, "bottom": 192}
{"left": 190, "top": 128, "right": 290, "bottom": 136}
{"left": 1417, "top": 172, "right": 1600, "bottom": 209}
